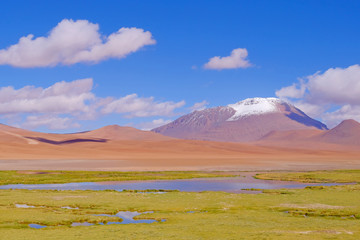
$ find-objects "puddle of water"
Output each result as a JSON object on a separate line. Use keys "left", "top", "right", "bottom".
{"left": 94, "top": 211, "right": 157, "bottom": 224}
{"left": 28, "top": 224, "right": 47, "bottom": 229}
{"left": 0, "top": 174, "right": 350, "bottom": 193}
{"left": 71, "top": 222, "right": 94, "bottom": 226}
{"left": 16, "top": 204, "right": 35, "bottom": 208}
{"left": 61, "top": 206, "right": 79, "bottom": 210}
{"left": 16, "top": 204, "right": 79, "bottom": 210}
{"left": 29, "top": 211, "right": 163, "bottom": 228}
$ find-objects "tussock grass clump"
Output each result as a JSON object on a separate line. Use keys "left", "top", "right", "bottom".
{"left": 256, "top": 170, "right": 360, "bottom": 183}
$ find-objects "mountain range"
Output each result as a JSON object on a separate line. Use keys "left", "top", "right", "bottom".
{"left": 0, "top": 97, "right": 359, "bottom": 171}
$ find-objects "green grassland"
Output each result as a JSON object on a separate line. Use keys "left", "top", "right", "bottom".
{"left": 0, "top": 186, "right": 359, "bottom": 239}
{"left": 0, "top": 170, "right": 237, "bottom": 185}
{"left": 0, "top": 170, "right": 359, "bottom": 239}
{"left": 255, "top": 169, "right": 360, "bottom": 183}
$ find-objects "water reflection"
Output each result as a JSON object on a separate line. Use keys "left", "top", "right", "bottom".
{"left": 61, "top": 206, "right": 79, "bottom": 210}
{"left": 29, "top": 211, "right": 161, "bottom": 228}
{"left": 71, "top": 222, "right": 94, "bottom": 226}
{"left": 0, "top": 173, "right": 348, "bottom": 193}
{"left": 94, "top": 211, "right": 156, "bottom": 224}
{"left": 16, "top": 204, "right": 35, "bottom": 208}
{"left": 28, "top": 224, "right": 47, "bottom": 229}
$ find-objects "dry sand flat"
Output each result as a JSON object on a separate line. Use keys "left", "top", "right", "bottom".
{"left": 0, "top": 139, "right": 359, "bottom": 171}
{"left": 0, "top": 123, "right": 359, "bottom": 171}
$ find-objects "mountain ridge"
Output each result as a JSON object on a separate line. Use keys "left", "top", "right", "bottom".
{"left": 259, "top": 119, "right": 360, "bottom": 147}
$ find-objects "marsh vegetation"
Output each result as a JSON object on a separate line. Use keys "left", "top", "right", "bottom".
{"left": 256, "top": 169, "right": 360, "bottom": 183}
{"left": 0, "top": 170, "right": 237, "bottom": 185}
{"left": 0, "top": 170, "right": 359, "bottom": 239}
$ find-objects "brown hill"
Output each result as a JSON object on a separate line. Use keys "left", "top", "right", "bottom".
{"left": 260, "top": 129, "right": 323, "bottom": 142}
{"left": 0, "top": 122, "right": 359, "bottom": 171}
{"left": 315, "top": 119, "right": 360, "bottom": 145}
{"left": 258, "top": 119, "right": 360, "bottom": 149}
{"left": 0, "top": 124, "right": 45, "bottom": 144}
{"left": 80, "top": 125, "right": 172, "bottom": 141}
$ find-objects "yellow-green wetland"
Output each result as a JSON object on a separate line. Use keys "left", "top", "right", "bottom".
{"left": 0, "top": 170, "right": 359, "bottom": 239}
{"left": 0, "top": 170, "right": 237, "bottom": 185}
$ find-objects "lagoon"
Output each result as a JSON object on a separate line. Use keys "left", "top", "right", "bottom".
{"left": 0, "top": 173, "right": 345, "bottom": 193}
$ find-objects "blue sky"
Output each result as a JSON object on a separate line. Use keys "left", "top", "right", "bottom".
{"left": 0, "top": 0, "right": 360, "bottom": 132}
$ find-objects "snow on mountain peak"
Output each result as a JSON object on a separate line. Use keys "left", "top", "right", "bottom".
{"left": 227, "top": 97, "right": 284, "bottom": 121}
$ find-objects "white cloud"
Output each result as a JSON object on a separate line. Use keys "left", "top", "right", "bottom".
{"left": 305, "top": 65, "right": 360, "bottom": 105}
{"left": 0, "top": 19, "right": 156, "bottom": 67}
{"left": 102, "top": 94, "right": 185, "bottom": 117}
{"left": 0, "top": 79, "right": 186, "bottom": 130}
{"left": 204, "top": 48, "right": 252, "bottom": 70}
{"left": 288, "top": 101, "right": 326, "bottom": 119}
{"left": 276, "top": 64, "right": 360, "bottom": 127}
{"left": 0, "top": 78, "right": 95, "bottom": 115}
{"left": 22, "top": 115, "right": 80, "bottom": 130}
{"left": 189, "top": 100, "right": 209, "bottom": 112}
{"left": 322, "top": 105, "right": 360, "bottom": 127}
{"left": 136, "top": 118, "right": 172, "bottom": 130}
{"left": 275, "top": 80, "right": 306, "bottom": 99}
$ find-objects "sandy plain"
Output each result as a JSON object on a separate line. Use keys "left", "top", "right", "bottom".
{"left": 0, "top": 139, "right": 359, "bottom": 171}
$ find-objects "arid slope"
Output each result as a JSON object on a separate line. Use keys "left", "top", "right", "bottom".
{"left": 0, "top": 122, "right": 359, "bottom": 171}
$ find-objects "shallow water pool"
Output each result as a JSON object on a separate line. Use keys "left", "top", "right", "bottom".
{"left": 0, "top": 173, "right": 347, "bottom": 193}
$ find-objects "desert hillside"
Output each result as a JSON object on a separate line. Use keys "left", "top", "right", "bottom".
{"left": 0, "top": 122, "right": 359, "bottom": 171}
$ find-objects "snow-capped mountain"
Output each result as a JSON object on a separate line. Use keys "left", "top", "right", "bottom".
{"left": 152, "top": 97, "right": 328, "bottom": 142}
{"left": 227, "top": 98, "right": 282, "bottom": 121}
